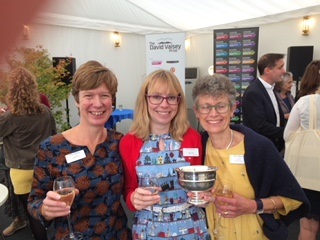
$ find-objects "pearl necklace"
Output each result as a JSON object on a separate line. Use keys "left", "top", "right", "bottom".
{"left": 225, "top": 129, "right": 234, "bottom": 149}
{"left": 211, "top": 129, "right": 234, "bottom": 150}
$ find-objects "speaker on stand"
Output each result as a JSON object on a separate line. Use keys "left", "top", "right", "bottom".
{"left": 52, "top": 57, "right": 76, "bottom": 127}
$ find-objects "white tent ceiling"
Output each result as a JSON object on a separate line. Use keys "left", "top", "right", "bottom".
{"left": 34, "top": 0, "right": 320, "bottom": 36}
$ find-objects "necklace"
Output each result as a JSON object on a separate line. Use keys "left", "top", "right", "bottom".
{"left": 211, "top": 129, "right": 234, "bottom": 150}
{"left": 225, "top": 129, "right": 234, "bottom": 149}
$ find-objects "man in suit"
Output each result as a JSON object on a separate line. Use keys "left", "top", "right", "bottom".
{"left": 242, "top": 53, "right": 286, "bottom": 153}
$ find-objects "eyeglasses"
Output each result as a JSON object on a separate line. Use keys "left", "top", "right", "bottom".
{"left": 146, "top": 94, "right": 181, "bottom": 105}
{"left": 196, "top": 103, "right": 230, "bottom": 114}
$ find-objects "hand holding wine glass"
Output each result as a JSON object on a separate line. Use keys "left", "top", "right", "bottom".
{"left": 212, "top": 182, "right": 234, "bottom": 239}
{"left": 53, "top": 176, "right": 83, "bottom": 240}
{"left": 138, "top": 176, "right": 160, "bottom": 226}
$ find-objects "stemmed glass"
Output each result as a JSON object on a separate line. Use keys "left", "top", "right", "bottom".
{"left": 53, "top": 176, "right": 83, "bottom": 240}
{"left": 212, "top": 182, "right": 233, "bottom": 240}
{"left": 139, "top": 176, "right": 160, "bottom": 226}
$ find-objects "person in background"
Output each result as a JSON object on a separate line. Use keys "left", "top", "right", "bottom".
{"left": 296, "top": 60, "right": 320, "bottom": 101}
{"left": 27, "top": 61, "right": 131, "bottom": 239}
{"left": 274, "top": 71, "right": 295, "bottom": 121}
{"left": 0, "top": 67, "right": 56, "bottom": 240}
{"left": 193, "top": 74, "right": 310, "bottom": 240}
{"left": 120, "top": 70, "right": 210, "bottom": 239}
{"left": 0, "top": 80, "right": 53, "bottom": 238}
{"left": 284, "top": 87, "right": 320, "bottom": 240}
{"left": 242, "top": 53, "right": 286, "bottom": 153}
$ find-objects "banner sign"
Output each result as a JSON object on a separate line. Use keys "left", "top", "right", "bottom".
{"left": 213, "top": 27, "right": 259, "bottom": 124}
{"left": 146, "top": 32, "right": 186, "bottom": 90}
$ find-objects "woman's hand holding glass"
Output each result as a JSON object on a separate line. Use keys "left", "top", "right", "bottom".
{"left": 132, "top": 177, "right": 161, "bottom": 211}
{"left": 41, "top": 190, "right": 75, "bottom": 221}
{"left": 53, "top": 176, "right": 83, "bottom": 240}
{"left": 212, "top": 183, "right": 234, "bottom": 239}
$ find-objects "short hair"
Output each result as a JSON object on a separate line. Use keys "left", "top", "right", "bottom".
{"left": 6, "top": 67, "right": 43, "bottom": 115}
{"left": 130, "top": 69, "right": 189, "bottom": 141}
{"left": 71, "top": 61, "right": 118, "bottom": 103}
{"left": 298, "top": 60, "right": 320, "bottom": 98}
{"left": 192, "top": 74, "right": 236, "bottom": 107}
{"left": 257, "top": 53, "right": 285, "bottom": 75}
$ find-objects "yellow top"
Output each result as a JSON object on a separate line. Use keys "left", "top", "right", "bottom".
{"left": 205, "top": 139, "right": 302, "bottom": 240}
{"left": 10, "top": 168, "right": 34, "bottom": 194}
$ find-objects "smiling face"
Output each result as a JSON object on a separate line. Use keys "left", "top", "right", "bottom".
{"left": 147, "top": 84, "right": 180, "bottom": 133}
{"left": 77, "top": 83, "right": 113, "bottom": 127}
{"left": 194, "top": 94, "right": 236, "bottom": 135}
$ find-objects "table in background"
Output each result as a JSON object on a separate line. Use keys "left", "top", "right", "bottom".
{"left": 0, "top": 183, "right": 8, "bottom": 206}
{"left": 105, "top": 109, "right": 134, "bottom": 129}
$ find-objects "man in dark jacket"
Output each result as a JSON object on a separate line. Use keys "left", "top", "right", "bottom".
{"left": 242, "top": 53, "right": 286, "bottom": 153}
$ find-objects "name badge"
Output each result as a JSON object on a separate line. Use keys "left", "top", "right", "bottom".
{"left": 230, "top": 155, "right": 244, "bottom": 164}
{"left": 65, "top": 150, "right": 86, "bottom": 163}
{"left": 182, "top": 148, "right": 199, "bottom": 157}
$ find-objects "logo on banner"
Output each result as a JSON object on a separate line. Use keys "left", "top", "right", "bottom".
{"left": 149, "top": 38, "right": 181, "bottom": 52}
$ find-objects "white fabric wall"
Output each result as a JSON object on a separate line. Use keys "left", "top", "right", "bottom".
{"left": 10, "top": 14, "right": 320, "bottom": 134}
{"left": 15, "top": 23, "right": 145, "bottom": 133}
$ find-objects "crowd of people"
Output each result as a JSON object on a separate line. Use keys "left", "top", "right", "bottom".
{"left": 0, "top": 54, "right": 319, "bottom": 240}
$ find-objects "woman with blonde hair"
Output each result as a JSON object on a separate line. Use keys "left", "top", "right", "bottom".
{"left": 120, "top": 69, "right": 210, "bottom": 239}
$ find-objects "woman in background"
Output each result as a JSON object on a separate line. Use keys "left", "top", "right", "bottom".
{"left": 284, "top": 86, "right": 320, "bottom": 240}
{"left": 296, "top": 60, "right": 320, "bottom": 101}
{"left": 275, "top": 71, "right": 295, "bottom": 121}
{"left": 0, "top": 67, "right": 56, "bottom": 240}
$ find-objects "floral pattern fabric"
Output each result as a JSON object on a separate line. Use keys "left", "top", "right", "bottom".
{"left": 28, "top": 130, "right": 131, "bottom": 240}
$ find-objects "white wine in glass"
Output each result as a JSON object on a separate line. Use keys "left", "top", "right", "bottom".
{"left": 53, "top": 176, "right": 83, "bottom": 240}
{"left": 212, "top": 183, "right": 234, "bottom": 239}
{"left": 139, "top": 176, "right": 160, "bottom": 226}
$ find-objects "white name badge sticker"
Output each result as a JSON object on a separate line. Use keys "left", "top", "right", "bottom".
{"left": 230, "top": 155, "right": 245, "bottom": 164}
{"left": 65, "top": 150, "right": 86, "bottom": 163}
{"left": 182, "top": 148, "right": 199, "bottom": 157}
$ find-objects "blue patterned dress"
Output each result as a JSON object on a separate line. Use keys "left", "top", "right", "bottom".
{"left": 132, "top": 134, "right": 210, "bottom": 240}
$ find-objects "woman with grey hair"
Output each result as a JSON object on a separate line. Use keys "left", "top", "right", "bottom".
{"left": 275, "top": 72, "right": 295, "bottom": 121}
{"left": 193, "top": 74, "right": 310, "bottom": 240}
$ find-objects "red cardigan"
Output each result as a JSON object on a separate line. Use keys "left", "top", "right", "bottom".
{"left": 119, "top": 127, "right": 203, "bottom": 211}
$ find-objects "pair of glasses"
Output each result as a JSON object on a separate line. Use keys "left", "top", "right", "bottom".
{"left": 196, "top": 103, "right": 230, "bottom": 114}
{"left": 146, "top": 94, "right": 181, "bottom": 105}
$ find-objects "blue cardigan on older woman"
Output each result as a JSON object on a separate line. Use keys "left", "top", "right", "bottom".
{"left": 201, "top": 124, "right": 310, "bottom": 240}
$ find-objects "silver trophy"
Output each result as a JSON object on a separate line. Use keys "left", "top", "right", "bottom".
{"left": 176, "top": 165, "right": 218, "bottom": 205}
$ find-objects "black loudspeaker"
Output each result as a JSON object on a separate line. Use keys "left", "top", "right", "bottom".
{"left": 287, "top": 46, "right": 313, "bottom": 81}
{"left": 185, "top": 67, "right": 198, "bottom": 79}
{"left": 52, "top": 57, "right": 76, "bottom": 85}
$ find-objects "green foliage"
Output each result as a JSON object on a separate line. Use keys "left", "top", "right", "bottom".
{"left": 0, "top": 45, "right": 72, "bottom": 132}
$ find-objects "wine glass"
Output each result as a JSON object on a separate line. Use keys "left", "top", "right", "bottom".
{"left": 212, "top": 182, "right": 233, "bottom": 240}
{"left": 139, "top": 176, "right": 160, "bottom": 226}
{"left": 53, "top": 176, "right": 83, "bottom": 240}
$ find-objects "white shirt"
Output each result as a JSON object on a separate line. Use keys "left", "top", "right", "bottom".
{"left": 258, "top": 77, "right": 280, "bottom": 127}
{"left": 284, "top": 93, "right": 320, "bottom": 141}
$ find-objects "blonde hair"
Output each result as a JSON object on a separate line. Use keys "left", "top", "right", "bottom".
{"left": 130, "top": 70, "right": 189, "bottom": 141}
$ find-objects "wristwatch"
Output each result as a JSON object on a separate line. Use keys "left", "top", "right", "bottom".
{"left": 255, "top": 198, "right": 264, "bottom": 214}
